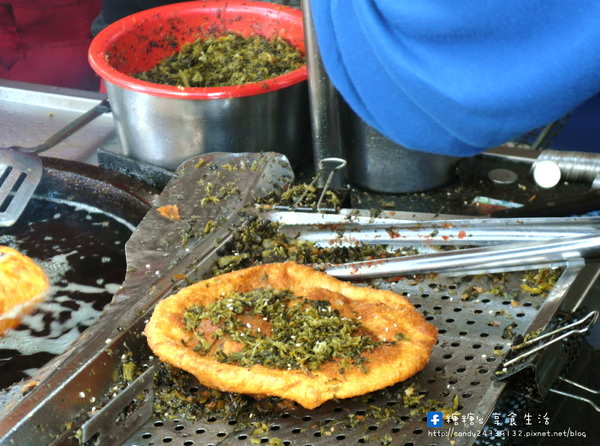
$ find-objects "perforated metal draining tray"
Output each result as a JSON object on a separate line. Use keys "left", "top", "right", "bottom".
{"left": 0, "top": 153, "right": 588, "bottom": 446}
{"left": 121, "top": 245, "right": 581, "bottom": 446}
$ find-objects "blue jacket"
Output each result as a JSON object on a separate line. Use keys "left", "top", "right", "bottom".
{"left": 311, "top": 0, "right": 600, "bottom": 156}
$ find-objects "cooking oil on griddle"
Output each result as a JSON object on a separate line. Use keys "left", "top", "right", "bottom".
{"left": 0, "top": 196, "right": 133, "bottom": 389}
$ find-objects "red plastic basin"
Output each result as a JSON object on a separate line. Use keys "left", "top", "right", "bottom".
{"left": 88, "top": 1, "right": 307, "bottom": 100}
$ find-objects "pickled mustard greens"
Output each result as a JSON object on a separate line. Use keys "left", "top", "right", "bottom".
{"left": 135, "top": 33, "right": 304, "bottom": 88}
{"left": 207, "top": 218, "right": 416, "bottom": 276}
{"left": 520, "top": 268, "right": 560, "bottom": 295}
{"left": 183, "top": 288, "right": 381, "bottom": 371}
{"left": 267, "top": 183, "right": 342, "bottom": 210}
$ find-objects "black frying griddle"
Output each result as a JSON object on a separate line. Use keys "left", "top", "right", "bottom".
{"left": 0, "top": 157, "right": 156, "bottom": 390}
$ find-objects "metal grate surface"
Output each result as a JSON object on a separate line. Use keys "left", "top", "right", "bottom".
{"left": 123, "top": 266, "right": 578, "bottom": 446}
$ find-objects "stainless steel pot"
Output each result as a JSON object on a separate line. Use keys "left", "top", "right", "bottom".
{"left": 341, "top": 102, "right": 460, "bottom": 193}
{"left": 105, "top": 80, "right": 310, "bottom": 170}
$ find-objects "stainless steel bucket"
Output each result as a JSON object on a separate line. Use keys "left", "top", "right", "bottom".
{"left": 105, "top": 80, "right": 310, "bottom": 170}
{"left": 341, "top": 103, "right": 460, "bottom": 193}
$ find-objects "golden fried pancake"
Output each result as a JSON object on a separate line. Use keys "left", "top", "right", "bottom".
{"left": 145, "top": 262, "right": 437, "bottom": 409}
{"left": 0, "top": 246, "right": 49, "bottom": 335}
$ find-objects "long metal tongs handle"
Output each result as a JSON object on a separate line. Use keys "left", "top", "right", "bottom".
{"left": 502, "top": 310, "right": 599, "bottom": 368}
{"left": 550, "top": 377, "right": 600, "bottom": 413}
{"left": 324, "top": 234, "right": 600, "bottom": 279}
{"left": 20, "top": 98, "right": 111, "bottom": 154}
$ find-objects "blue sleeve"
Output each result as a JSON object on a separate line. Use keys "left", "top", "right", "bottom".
{"left": 310, "top": 0, "right": 600, "bottom": 156}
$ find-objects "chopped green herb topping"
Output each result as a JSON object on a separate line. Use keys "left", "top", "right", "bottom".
{"left": 183, "top": 288, "right": 380, "bottom": 371}
{"left": 135, "top": 33, "right": 304, "bottom": 88}
{"left": 208, "top": 218, "right": 411, "bottom": 276}
{"left": 520, "top": 268, "right": 560, "bottom": 296}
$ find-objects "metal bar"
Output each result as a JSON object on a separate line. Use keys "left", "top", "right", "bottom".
{"left": 324, "top": 234, "right": 600, "bottom": 279}
{"left": 268, "top": 210, "right": 600, "bottom": 229}
{"left": 481, "top": 145, "right": 540, "bottom": 164}
{"left": 530, "top": 121, "right": 560, "bottom": 151}
{"left": 301, "top": 0, "right": 345, "bottom": 188}
{"left": 283, "top": 222, "right": 600, "bottom": 246}
{"left": 81, "top": 364, "right": 156, "bottom": 446}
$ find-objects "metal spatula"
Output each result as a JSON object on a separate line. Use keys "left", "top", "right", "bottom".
{"left": 0, "top": 98, "right": 110, "bottom": 226}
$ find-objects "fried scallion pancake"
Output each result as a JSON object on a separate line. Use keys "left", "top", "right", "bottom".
{"left": 144, "top": 262, "right": 437, "bottom": 409}
{"left": 0, "top": 246, "right": 49, "bottom": 335}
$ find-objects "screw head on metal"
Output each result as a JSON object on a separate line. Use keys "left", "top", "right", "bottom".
{"left": 488, "top": 168, "right": 518, "bottom": 185}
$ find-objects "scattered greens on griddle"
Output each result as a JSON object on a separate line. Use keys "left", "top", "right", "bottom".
{"left": 520, "top": 268, "right": 560, "bottom": 295}
{"left": 258, "top": 183, "right": 343, "bottom": 210}
{"left": 183, "top": 288, "right": 381, "bottom": 372}
{"left": 209, "top": 218, "right": 416, "bottom": 276}
{"left": 152, "top": 361, "right": 448, "bottom": 437}
{"left": 135, "top": 33, "right": 304, "bottom": 88}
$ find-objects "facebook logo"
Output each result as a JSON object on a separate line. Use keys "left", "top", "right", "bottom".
{"left": 427, "top": 411, "right": 443, "bottom": 428}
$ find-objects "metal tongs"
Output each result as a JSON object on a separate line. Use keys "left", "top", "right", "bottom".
{"left": 289, "top": 157, "right": 347, "bottom": 212}
{"left": 495, "top": 311, "right": 600, "bottom": 412}
{"left": 274, "top": 215, "right": 600, "bottom": 244}
{"left": 324, "top": 234, "right": 600, "bottom": 278}
{"left": 501, "top": 311, "right": 599, "bottom": 370}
